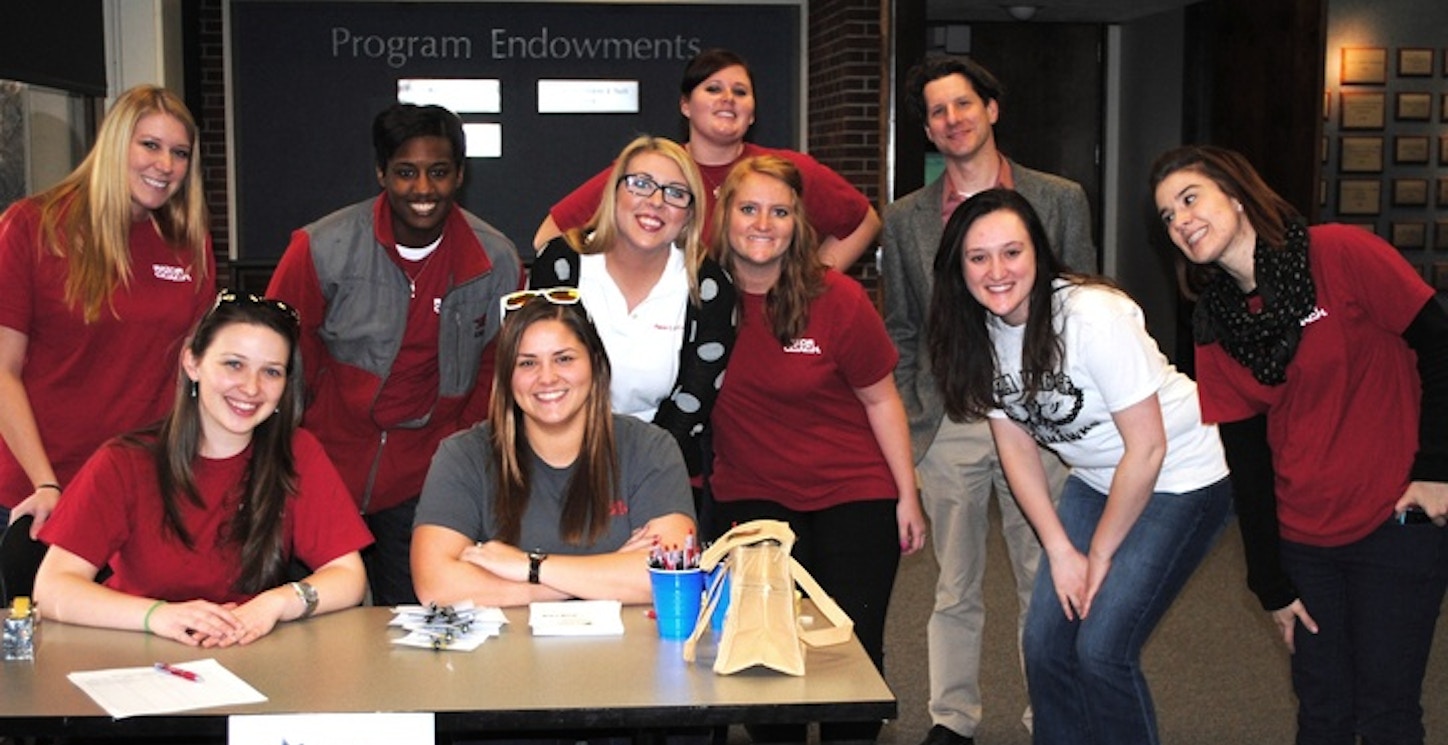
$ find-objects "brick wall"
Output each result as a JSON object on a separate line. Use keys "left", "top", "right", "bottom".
{"left": 196, "top": 0, "right": 887, "bottom": 285}
{"left": 808, "top": 0, "right": 886, "bottom": 288}
{"left": 196, "top": 0, "right": 228, "bottom": 262}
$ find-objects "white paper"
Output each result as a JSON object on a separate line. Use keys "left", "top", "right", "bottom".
{"left": 67, "top": 658, "right": 266, "bottom": 719}
{"left": 230, "top": 711, "right": 434, "bottom": 744}
{"left": 388, "top": 603, "right": 507, "bottom": 651}
{"left": 528, "top": 600, "right": 625, "bottom": 636}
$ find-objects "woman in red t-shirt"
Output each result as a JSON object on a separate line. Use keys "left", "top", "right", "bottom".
{"left": 0, "top": 85, "right": 215, "bottom": 535}
{"left": 1151, "top": 145, "right": 1448, "bottom": 744}
{"left": 532, "top": 48, "right": 880, "bottom": 269}
{"left": 34, "top": 292, "right": 372, "bottom": 647}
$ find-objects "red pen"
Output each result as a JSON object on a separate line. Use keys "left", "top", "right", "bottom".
{"left": 154, "top": 662, "right": 202, "bottom": 682}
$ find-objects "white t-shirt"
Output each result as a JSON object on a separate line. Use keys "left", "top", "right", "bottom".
{"left": 577, "top": 247, "right": 689, "bottom": 422}
{"left": 986, "top": 281, "right": 1227, "bottom": 494}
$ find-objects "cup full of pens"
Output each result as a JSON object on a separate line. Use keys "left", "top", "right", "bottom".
{"left": 648, "top": 532, "right": 704, "bottom": 640}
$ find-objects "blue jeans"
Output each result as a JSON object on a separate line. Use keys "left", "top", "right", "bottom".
{"left": 1024, "top": 475, "right": 1232, "bottom": 745}
{"left": 1281, "top": 519, "right": 1448, "bottom": 745}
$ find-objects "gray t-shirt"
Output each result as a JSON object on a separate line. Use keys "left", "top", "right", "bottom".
{"left": 415, "top": 415, "right": 694, "bottom": 554}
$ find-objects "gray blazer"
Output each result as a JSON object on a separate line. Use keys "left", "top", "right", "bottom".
{"left": 880, "top": 161, "right": 1096, "bottom": 460}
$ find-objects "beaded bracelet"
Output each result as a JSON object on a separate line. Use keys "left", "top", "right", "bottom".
{"left": 143, "top": 600, "right": 166, "bottom": 634}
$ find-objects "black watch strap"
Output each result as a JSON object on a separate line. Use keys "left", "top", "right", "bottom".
{"left": 527, "top": 550, "right": 548, "bottom": 585}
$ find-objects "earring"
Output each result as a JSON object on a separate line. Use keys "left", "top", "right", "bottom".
{"left": 190, "top": 380, "right": 198, "bottom": 398}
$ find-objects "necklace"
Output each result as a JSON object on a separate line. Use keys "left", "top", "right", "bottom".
{"left": 397, "top": 240, "right": 442, "bottom": 299}
{"left": 404, "top": 254, "right": 434, "bottom": 299}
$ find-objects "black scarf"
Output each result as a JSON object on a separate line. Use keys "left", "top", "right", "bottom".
{"left": 1192, "top": 219, "right": 1315, "bottom": 386}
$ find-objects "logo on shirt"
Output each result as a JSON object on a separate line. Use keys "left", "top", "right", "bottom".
{"left": 152, "top": 264, "right": 192, "bottom": 283}
{"left": 995, "top": 369, "right": 1095, "bottom": 444}
{"left": 782, "top": 338, "right": 822, "bottom": 355}
{"left": 610, "top": 500, "right": 628, "bottom": 517}
{"left": 1299, "top": 306, "right": 1328, "bottom": 327}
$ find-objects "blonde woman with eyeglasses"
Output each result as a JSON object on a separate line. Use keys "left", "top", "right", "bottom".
{"left": 0, "top": 85, "right": 215, "bottom": 536}
{"left": 33, "top": 293, "right": 371, "bottom": 646}
{"left": 529, "top": 135, "right": 736, "bottom": 531}
{"left": 411, "top": 296, "right": 696, "bottom": 607}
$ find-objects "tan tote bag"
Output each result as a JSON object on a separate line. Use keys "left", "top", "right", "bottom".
{"left": 682, "top": 519, "right": 853, "bottom": 676}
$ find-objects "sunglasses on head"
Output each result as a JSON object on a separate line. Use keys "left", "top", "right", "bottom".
{"left": 499, "top": 287, "right": 583, "bottom": 319}
{"left": 212, "top": 290, "right": 300, "bottom": 327}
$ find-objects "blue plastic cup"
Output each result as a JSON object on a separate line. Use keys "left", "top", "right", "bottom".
{"left": 649, "top": 568, "right": 705, "bottom": 640}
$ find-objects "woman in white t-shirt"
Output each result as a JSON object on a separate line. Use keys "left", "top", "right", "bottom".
{"left": 926, "top": 188, "right": 1231, "bottom": 745}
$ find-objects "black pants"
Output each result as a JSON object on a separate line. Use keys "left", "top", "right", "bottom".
{"left": 362, "top": 497, "right": 420, "bottom": 607}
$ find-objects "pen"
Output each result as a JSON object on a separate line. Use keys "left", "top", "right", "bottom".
{"left": 154, "top": 662, "right": 202, "bottom": 682}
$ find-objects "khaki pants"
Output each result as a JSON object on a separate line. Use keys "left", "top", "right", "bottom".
{"left": 917, "top": 416, "right": 1066, "bottom": 737}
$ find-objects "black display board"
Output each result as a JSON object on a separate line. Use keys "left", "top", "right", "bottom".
{"left": 228, "top": 0, "right": 802, "bottom": 262}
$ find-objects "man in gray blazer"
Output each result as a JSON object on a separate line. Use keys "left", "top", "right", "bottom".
{"left": 881, "top": 55, "right": 1095, "bottom": 745}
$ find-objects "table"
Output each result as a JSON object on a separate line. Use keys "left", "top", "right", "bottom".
{"left": 0, "top": 604, "right": 896, "bottom": 740}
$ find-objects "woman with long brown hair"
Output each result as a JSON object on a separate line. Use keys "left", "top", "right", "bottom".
{"left": 34, "top": 292, "right": 371, "bottom": 646}
{"left": 411, "top": 293, "right": 696, "bottom": 607}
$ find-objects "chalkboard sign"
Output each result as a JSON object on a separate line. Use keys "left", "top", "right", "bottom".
{"left": 228, "top": 0, "right": 803, "bottom": 262}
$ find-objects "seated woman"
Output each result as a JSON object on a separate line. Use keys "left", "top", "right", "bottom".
{"left": 529, "top": 136, "right": 735, "bottom": 491}
{"left": 926, "top": 189, "right": 1232, "bottom": 744}
{"left": 34, "top": 292, "right": 372, "bottom": 647}
{"left": 411, "top": 293, "right": 696, "bottom": 607}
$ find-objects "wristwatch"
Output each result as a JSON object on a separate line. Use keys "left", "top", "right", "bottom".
{"left": 290, "top": 580, "right": 319, "bottom": 619}
{"left": 527, "top": 550, "right": 549, "bottom": 585}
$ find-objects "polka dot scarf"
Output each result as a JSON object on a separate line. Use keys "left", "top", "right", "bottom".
{"left": 1192, "top": 219, "right": 1315, "bottom": 386}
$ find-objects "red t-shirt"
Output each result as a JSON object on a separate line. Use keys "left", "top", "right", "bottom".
{"left": 40, "top": 429, "right": 373, "bottom": 604}
{"left": 711, "top": 272, "right": 899, "bottom": 510}
{"left": 548, "top": 143, "right": 871, "bottom": 248}
{"left": 1195, "top": 224, "right": 1432, "bottom": 546}
{"left": 0, "top": 199, "right": 215, "bottom": 508}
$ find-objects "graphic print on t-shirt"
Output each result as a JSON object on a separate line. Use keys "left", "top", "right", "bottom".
{"left": 994, "top": 369, "right": 1092, "bottom": 444}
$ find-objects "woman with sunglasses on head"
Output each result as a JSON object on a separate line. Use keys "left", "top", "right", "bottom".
{"left": 533, "top": 48, "right": 880, "bottom": 270}
{"left": 411, "top": 295, "right": 696, "bottom": 607}
{"left": 709, "top": 155, "right": 925, "bottom": 744}
{"left": 528, "top": 136, "right": 735, "bottom": 518}
{"left": 32, "top": 293, "right": 372, "bottom": 647}
{"left": 0, "top": 85, "right": 215, "bottom": 536}
{"left": 927, "top": 188, "right": 1230, "bottom": 745}
{"left": 1151, "top": 146, "right": 1448, "bottom": 745}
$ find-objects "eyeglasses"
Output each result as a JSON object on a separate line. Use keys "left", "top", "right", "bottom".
{"left": 213, "top": 290, "right": 300, "bottom": 327}
{"left": 499, "top": 287, "right": 583, "bottom": 319}
{"left": 617, "top": 173, "right": 696, "bottom": 209}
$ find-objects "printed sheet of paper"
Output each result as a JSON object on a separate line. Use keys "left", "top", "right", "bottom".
{"left": 528, "top": 600, "right": 625, "bottom": 636}
{"left": 230, "top": 712, "right": 434, "bottom": 744}
{"left": 67, "top": 658, "right": 266, "bottom": 719}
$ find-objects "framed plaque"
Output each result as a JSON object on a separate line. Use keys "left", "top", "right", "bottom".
{"left": 1393, "top": 178, "right": 1429, "bottom": 207}
{"left": 1341, "top": 91, "right": 1386, "bottom": 129}
{"left": 1338, "top": 179, "right": 1381, "bottom": 215}
{"left": 1340, "top": 136, "right": 1384, "bottom": 172}
{"left": 1436, "top": 221, "right": 1448, "bottom": 251}
{"left": 1341, "top": 47, "right": 1387, "bottom": 84}
{"left": 1442, "top": 93, "right": 1448, "bottom": 122}
{"left": 1434, "top": 263, "right": 1448, "bottom": 292}
{"left": 1395, "top": 92, "right": 1432, "bottom": 121}
{"left": 1391, "top": 222, "right": 1426, "bottom": 250}
{"left": 1324, "top": 90, "right": 1331, "bottom": 121}
{"left": 1441, "top": 135, "right": 1448, "bottom": 165}
{"left": 1321, "top": 136, "right": 1329, "bottom": 163}
{"left": 1394, "top": 135, "right": 1430, "bottom": 164}
{"left": 1439, "top": 177, "right": 1448, "bottom": 208}
{"left": 1398, "top": 48, "right": 1434, "bottom": 77}
{"left": 1346, "top": 222, "right": 1377, "bottom": 235}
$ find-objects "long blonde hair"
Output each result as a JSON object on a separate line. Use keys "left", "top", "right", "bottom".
{"left": 567, "top": 135, "right": 707, "bottom": 304}
{"left": 34, "top": 85, "right": 210, "bottom": 322}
